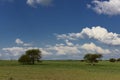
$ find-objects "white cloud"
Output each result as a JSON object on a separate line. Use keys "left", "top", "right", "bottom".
{"left": 2, "top": 38, "right": 53, "bottom": 59}
{"left": 88, "top": 0, "right": 120, "bottom": 15}
{"left": 39, "top": 48, "right": 52, "bottom": 56}
{"left": 2, "top": 30, "right": 120, "bottom": 60}
{"left": 39, "top": 42, "right": 111, "bottom": 57}
{"left": 57, "top": 26, "right": 120, "bottom": 46}
{"left": 15, "top": 38, "right": 32, "bottom": 46}
{"left": 2, "top": 47, "right": 25, "bottom": 56}
{"left": 26, "top": 0, "right": 53, "bottom": 7}
{"left": 16, "top": 38, "right": 24, "bottom": 45}
{"left": 2, "top": 46, "right": 52, "bottom": 58}
{"left": 65, "top": 40, "right": 74, "bottom": 46}
{"left": 23, "top": 43, "right": 32, "bottom": 46}
{"left": 45, "top": 44, "right": 80, "bottom": 55}
{"left": 81, "top": 42, "right": 110, "bottom": 54}
{"left": 57, "top": 33, "right": 83, "bottom": 40}
{"left": 0, "top": 40, "right": 115, "bottom": 59}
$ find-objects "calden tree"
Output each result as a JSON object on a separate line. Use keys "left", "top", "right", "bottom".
{"left": 18, "top": 49, "right": 42, "bottom": 65}
{"left": 84, "top": 53, "right": 102, "bottom": 65}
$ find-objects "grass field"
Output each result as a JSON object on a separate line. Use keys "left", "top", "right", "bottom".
{"left": 0, "top": 60, "right": 120, "bottom": 80}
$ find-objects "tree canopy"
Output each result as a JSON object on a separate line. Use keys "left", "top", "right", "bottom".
{"left": 18, "top": 49, "right": 42, "bottom": 65}
{"left": 84, "top": 53, "right": 102, "bottom": 65}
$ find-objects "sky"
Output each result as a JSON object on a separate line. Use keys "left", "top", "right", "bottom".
{"left": 0, "top": 0, "right": 120, "bottom": 60}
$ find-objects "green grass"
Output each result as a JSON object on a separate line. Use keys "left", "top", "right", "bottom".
{"left": 0, "top": 60, "right": 120, "bottom": 80}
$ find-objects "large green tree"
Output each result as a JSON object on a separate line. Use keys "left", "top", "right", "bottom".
{"left": 18, "top": 49, "right": 42, "bottom": 64}
{"left": 84, "top": 53, "right": 102, "bottom": 65}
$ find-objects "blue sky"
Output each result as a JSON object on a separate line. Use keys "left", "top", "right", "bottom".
{"left": 0, "top": 0, "right": 120, "bottom": 60}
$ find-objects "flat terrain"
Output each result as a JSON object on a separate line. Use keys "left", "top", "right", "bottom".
{"left": 0, "top": 60, "right": 120, "bottom": 80}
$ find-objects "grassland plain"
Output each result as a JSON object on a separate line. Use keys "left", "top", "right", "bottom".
{"left": 0, "top": 60, "right": 120, "bottom": 80}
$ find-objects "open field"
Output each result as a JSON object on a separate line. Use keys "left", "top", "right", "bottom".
{"left": 0, "top": 60, "right": 120, "bottom": 80}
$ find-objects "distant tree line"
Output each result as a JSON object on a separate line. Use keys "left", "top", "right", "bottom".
{"left": 18, "top": 49, "right": 120, "bottom": 65}
{"left": 109, "top": 58, "right": 120, "bottom": 62}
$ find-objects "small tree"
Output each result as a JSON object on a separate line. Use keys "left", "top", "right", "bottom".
{"left": 84, "top": 53, "right": 102, "bottom": 65}
{"left": 18, "top": 49, "right": 42, "bottom": 65}
{"left": 109, "top": 58, "right": 116, "bottom": 62}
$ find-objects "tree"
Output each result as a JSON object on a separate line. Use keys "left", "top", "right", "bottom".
{"left": 84, "top": 53, "right": 102, "bottom": 65}
{"left": 109, "top": 58, "right": 116, "bottom": 62}
{"left": 18, "top": 49, "right": 42, "bottom": 65}
{"left": 26, "top": 49, "right": 41, "bottom": 64}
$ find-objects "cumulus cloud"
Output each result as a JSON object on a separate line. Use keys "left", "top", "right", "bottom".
{"left": 88, "top": 0, "right": 120, "bottom": 15}
{"left": 2, "top": 38, "right": 53, "bottom": 59}
{"left": 44, "top": 42, "right": 111, "bottom": 56}
{"left": 2, "top": 47, "right": 25, "bottom": 57}
{"left": 16, "top": 38, "right": 24, "bottom": 45}
{"left": 65, "top": 40, "right": 74, "bottom": 46}
{"left": 26, "top": 0, "right": 53, "bottom": 7}
{"left": 43, "top": 44, "right": 80, "bottom": 55}
{"left": 57, "top": 33, "right": 83, "bottom": 40}
{"left": 57, "top": 26, "right": 120, "bottom": 46}
{"left": 81, "top": 42, "right": 110, "bottom": 54}
{"left": 39, "top": 48, "right": 52, "bottom": 56}
{"left": 1, "top": 40, "right": 112, "bottom": 59}
{"left": 2, "top": 46, "right": 53, "bottom": 59}
{"left": 2, "top": 28, "right": 120, "bottom": 60}
{"left": 3, "top": 42, "right": 79, "bottom": 57}
{"left": 15, "top": 38, "right": 31, "bottom": 46}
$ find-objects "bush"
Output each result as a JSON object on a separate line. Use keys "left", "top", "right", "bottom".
{"left": 109, "top": 58, "right": 116, "bottom": 62}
